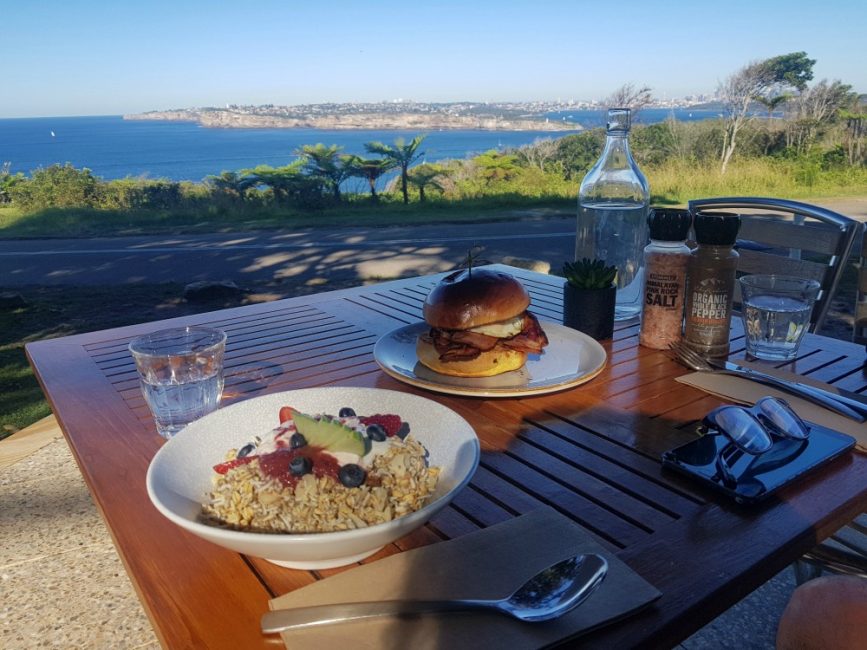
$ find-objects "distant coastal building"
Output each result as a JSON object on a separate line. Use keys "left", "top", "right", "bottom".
{"left": 124, "top": 102, "right": 583, "bottom": 132}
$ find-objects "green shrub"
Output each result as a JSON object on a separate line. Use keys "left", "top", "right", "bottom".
{"left": 556, "top": 130, "right": 605, "bottom": 179}
{"left": 98, "top": 178, "right": 147, "bottom": 210}
{"left": 0, "top": 163, "right": 25, "bottom": 204}
{"left": 821, "top": 145, "right": 848, "bottom": 170}
{"left": 10, "top": 163, "right": 100, "bottom": 210}
{"left": 140, "top": 180, "right": 182, "bottom": 209}
{"left": 632, "top": 123, "right": 678, "bottom": 166}
{"left": 96, "top": 178, "right": 191, "bottom": 211}
{"left": 180, "top": 181, "right": 210, "bottom": 201}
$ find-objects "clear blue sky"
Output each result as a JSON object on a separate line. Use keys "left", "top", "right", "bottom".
{"left": 3, "top": 0, "right": 865, "bottom": 118}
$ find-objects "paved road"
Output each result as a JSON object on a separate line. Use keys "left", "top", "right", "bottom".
{"left": 1, "top": 199, "right": 864, "bottom": 288}
{"left": 0, "top": 215, "right": 577, "bottom": 287}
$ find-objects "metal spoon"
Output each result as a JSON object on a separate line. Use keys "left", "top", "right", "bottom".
{"left": 261, "top": 553, "right": 608, "bottom": 633}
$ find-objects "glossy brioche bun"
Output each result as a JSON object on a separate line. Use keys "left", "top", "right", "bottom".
{"left": 423, "top": 269, "right": 530, "bottom": 330}
{"left": 416, "top": 337, "right": 527, "bottom": 377}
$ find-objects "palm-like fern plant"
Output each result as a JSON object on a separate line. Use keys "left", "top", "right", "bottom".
{"left": 295, "top": 143, "right": 353, "bottom": 201}
{"left": 205, "top": 170, "right": 256, "bottom": 200}
{"left": 364, "top": 135, "right": 426, "bottom": 204}
{"left": 407, "top": 164, "right": 445, "bottom": 202}
{"left": 345, "top": 156, "right": 396, "bottom": 201}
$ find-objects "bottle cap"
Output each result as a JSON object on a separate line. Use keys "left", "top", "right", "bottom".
{"left": 692, "top": 211, "right": 741, "bottom": 245}
{"left": 606, "top": 108, "right": 631, "bottom": 133}
{"left": 648, "top": 208, "right": 692, "bottom": 241}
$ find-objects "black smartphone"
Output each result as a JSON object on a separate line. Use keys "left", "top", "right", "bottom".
{"left": 661, "top": 422, "right": 855, "bottom": 505}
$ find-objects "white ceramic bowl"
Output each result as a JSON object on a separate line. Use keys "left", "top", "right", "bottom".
{"left": 146, "top": 387, "right": 480, "bottom": 569}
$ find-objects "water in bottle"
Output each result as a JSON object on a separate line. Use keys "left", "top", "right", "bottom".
{"left": 576, "top": 108, "right": 650, "bottom": 321}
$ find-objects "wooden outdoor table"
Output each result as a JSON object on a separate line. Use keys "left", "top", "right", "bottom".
{"left": 26, "top": 264, "right": 867, "bottom": 649}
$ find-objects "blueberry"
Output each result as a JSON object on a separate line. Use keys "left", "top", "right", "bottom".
{"left": 290, "top": 433, "right": 307, "bottom": 449}
{"left": 338, "top": 463, "right": 367, "bottom": 488}
{"left": 395, "top": 422, "right": 411, "bottom": 440}
{"left": 237, "top": 443, "right": 255, "bottom": 458}
{"left": 339, "top": 407, "right": 356, "bottom": 417}
{"left": 289, "top": 455, "right": 312, "bottom": 476}
{"left": 366, "top": 423, "right": 387, "bottom": 442}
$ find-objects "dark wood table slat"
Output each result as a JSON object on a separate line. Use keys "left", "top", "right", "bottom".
{"left": 88, "top": 306, "right": 336, "bottom": 362}
{"left": 83, "top": 303, "right": 324, "bottom": 353}
{"left": 111, "top": 328, "right": 378, "bottom": 392}
{"left": 516, "top": 423, "right": 698, "bottom": 519}
{"left": 478, "top": 449, "right": 652, "bottom": 547}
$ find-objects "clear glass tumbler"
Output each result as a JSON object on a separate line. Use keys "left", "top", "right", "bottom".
{"left": 129, "top": 326, "right": 227, "bottom": 438}
{"left": 739, "top": 275, "right": 820, "bottom": 361}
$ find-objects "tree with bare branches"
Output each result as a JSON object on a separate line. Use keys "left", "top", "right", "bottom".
{"left": 718, "top": 61, "right": 770, "bottom": 174}
{"left": 603, "top": 83, "right": 653, "bottom": 119}
{"left": 785, "top": 80, "right": 856, "bottom": 154}
{"left": 718, "top": 52, "right": 815, "bottom": 173}
{"left": 841, "top": 99, "right": 867, "bottom": 167}
{"left": 517, "top": 138, "right": 560, "bottom": 172}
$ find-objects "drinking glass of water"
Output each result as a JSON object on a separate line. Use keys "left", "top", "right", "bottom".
{"left": 129, "top": 326, "right": 227, "bottom": 438}
{"left": 739, "top": 275, "right": 820, "bottom": 361}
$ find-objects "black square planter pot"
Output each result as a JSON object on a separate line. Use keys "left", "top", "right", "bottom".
{"left": 562, "top": 284, "right": 616, "bottom": 340}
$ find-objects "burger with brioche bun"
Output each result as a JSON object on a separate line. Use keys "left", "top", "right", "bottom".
{"left": 417, "top": 268, "right": 549, "bottom": 377}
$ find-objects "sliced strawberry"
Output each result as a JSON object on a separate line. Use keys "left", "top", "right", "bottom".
{"left": 213, "top": 456, "right": 255, "bottom": 474}
{"left": 359, "top": 414, "right": 403, "bottom": 437}
{"left": 278, "top": 406, "right": 299, "bottom": 425}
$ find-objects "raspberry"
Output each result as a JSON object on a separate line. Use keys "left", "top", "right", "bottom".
{"left": 213, "top": 456, "right": 254, "bottom": 474}
{"left": 359, "top": 414, "right": 403, "bottom": 437}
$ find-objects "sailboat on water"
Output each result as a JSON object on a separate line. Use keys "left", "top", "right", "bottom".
{"left": 50, "top": 130, "right": 56, "bottom": 138}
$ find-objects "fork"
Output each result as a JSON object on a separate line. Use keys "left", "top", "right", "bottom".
{"left": 668, "top": 340, "right": 867, "bottom": 422}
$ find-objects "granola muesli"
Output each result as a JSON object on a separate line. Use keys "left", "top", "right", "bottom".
{"left": 199, "top": 407, "right": 440, "bottom": 534}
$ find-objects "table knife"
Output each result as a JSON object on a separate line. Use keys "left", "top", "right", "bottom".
{"left": 713, "top": 360, "right": 867, "bottom": 422}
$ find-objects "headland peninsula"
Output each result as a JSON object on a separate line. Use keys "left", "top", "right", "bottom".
{"left": 124, "top": 101, "right": 584, "bottom": 131}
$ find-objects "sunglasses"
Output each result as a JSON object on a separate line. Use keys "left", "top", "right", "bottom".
{"left": 700, "top": 396, "right": 810, "bottom": 453}
{"left": 699, "top": 397, "right": 810, "bottom": 486}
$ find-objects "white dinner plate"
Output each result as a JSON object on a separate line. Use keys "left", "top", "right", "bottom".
{"left": 373, "top": 321, "right": 607, "bottom": 397}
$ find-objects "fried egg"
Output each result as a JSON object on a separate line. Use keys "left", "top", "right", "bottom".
{"left": 467, "top": 314, "right": 525, "bottom": 338}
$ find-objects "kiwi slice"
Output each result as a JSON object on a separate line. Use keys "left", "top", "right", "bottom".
{"left": 290, "top": 409, "right": 371, "bottom": 456}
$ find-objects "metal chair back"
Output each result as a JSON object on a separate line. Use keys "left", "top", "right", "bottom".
{"left": 687, "top": 197, "right": 863, "bottom": 333}
{"left": 855, "top": 230, "right": 867, "bottom": 344}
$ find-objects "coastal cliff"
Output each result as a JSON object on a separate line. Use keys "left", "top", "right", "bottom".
{"left": 123, "top": 106, "right": 581, "bottom": 132}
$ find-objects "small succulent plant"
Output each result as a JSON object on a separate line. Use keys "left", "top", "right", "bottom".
{"left": 563, "top": 258, "right": 617, "bottom": 290}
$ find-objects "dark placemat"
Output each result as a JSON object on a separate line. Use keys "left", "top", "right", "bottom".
{"left": 270, "top": 507, "right": 661, "bottom": 649}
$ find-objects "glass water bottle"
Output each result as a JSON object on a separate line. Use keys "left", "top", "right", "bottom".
{"left": 575, "top": 108, "right": 650, "bottom": 321}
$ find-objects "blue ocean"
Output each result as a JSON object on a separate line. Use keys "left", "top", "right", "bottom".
{"left": 546, "top": 107, "right": 727, "bottom": 128}
{"left": 0, "top": 109, "right": 723, "bottom": 182}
